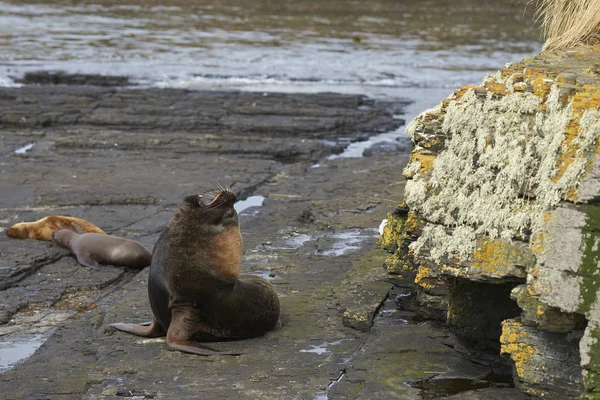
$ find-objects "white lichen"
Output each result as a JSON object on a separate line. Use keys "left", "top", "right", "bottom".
{"left": 402, "top": 159, "right": 422, "bottom": 177}
{"left": 410, "top": 224, "right": 476, "bottom": 263}
{"left": 405, "top": 103, "right": 443, "bottom": 142}
{"left": 405, "top": 82, "right": 600, "bottom": 262}
{"left": 580, "top": 317, "right": 600, "bottom": 366}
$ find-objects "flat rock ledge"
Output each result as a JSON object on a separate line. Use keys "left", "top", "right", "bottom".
{"left": 0, "top": 81, "right": 528, "bottom": 399}
{"left": 382, "top": 45, "right": 600, "bottom": 399}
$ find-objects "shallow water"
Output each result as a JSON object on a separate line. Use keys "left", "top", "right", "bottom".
{"left": 0, "top": 330, "right": 55, "bottom": 373}
{"left": 1, "top": 0, "right": 541, "bottom": 106}
{"left": 13, "top": 142, "right": 35, "bottom": 154}
{"left": 234, "top": 195, "right": 265, "bottom": 215}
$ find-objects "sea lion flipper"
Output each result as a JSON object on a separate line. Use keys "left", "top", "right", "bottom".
{"left": 76, "top": 253, "right": 100, "bottom": 269}
{"left": 111, "top": 319, "right": 165, "bottom": 338}
{"left": 166, "top": 307, "right": 242, "bottom": 356}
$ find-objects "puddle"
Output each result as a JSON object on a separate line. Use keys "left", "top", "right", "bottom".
{"left": 256, "top": 229, "right": 377, "bottom": 257}
{"left": 410, "top": 372, "right": 514, "bottom": 399}
{"left": 0, "top": 329, "right": 55, "bottom": 373}
{"left": 278, "top": 234, "right": 313, "bottom": 250}
{"left": 255, "top": 233, "right": 313, "bottom": 251}
{"left": 300, "top": 340, "right": 342, "bottom": 355}
{"left": 235, "top": 195, "right": 265, "bottom": 215}
{"left": 373, "top": 286, "right": 416, "bottom": 326}
{"left": 14, "top": 142, "right": 36, "bottom": 155}
{"left": 327, "top": 116, "right": 411, "bottom": 159}
{"left": 245, "top": 269, "right": 281, "bottom": 280}
{"left": 315, "top": 229, "right": 378, "bottom": 257}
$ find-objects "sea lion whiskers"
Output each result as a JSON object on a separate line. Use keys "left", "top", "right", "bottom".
{"left": 201, "top": 189, "right": 237, "bottom": 213}
{"left": 203, "top": 183, "right": 230, "bottom": 198}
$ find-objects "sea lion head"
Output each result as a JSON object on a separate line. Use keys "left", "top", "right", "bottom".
{"left": 181, "top": 188, "right": 239, "bottom": 229}
{"left": 5, "top": 226, "right": 21, "bottom": 238}
{"left": 52, "top": 229, "right": 77, "bottom": 248}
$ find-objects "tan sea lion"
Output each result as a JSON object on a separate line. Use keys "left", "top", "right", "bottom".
{"left": 52, "top": 230, "right": 151, "bottom": 269}
{"left": 6, "top": 216, "right": 105, "bottom": 241}
{"left": 110, "top": 188, "right": 280, "bottom": 356}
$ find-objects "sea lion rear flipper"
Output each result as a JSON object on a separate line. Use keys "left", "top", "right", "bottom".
{"left": 76, "top": 254, "right": 100, "bottom": 269}
{"left": 111, "top": 318, "right": 165, "bottom": 338}
{"left": 166, "top": 307, "right": 242, "bottom": 356}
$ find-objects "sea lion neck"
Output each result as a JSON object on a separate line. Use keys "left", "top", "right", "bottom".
{"left": 53, "top": 229, "right": 79, "bottom": 249}
{"left": 168, "top": 202, "right": 205, "bottom": 229}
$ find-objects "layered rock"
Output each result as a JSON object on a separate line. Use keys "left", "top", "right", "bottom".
{"left": 381, "top": 46, "right": 600, "bottom": 398}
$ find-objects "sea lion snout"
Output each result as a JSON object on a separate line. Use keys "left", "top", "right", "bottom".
{"left": 222, "top": 207, "right": 234, "bottom": 219}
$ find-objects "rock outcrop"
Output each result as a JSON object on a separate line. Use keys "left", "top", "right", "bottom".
{"left": 382, "top": 45, "right": 600, "bottom": 398}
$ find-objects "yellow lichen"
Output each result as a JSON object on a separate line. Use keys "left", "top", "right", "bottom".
{"left": 414, "top": 266, "right": 443, "bottom": 289}
{"left": 500, "top": 320, "right": 537, "bottom": 378}
{"left": 408, "top": 151, "right": 436, "bottom": 174}
{"left": 536, "top": 304, "right": 546, "bottom": 316}
{"left": 471, "top": 238, "right": 512, "bottom": 274}
{"left": 403, "top": 211, "right": 423, "bottom": 236}
{"left": 552, "top": 84, "right": 600, "bottom": 201}
{"left": 377, "top": 212, "right": 404, "bottom": 251}
{"left": 441, "top": 85, "right": 479, "bottom": 112}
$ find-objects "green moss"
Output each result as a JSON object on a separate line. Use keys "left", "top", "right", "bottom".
{"left": 583, "top": 328, "right": 600, "bottom": 399}
{"left": 578, "top": 203, "right": 600, "bottom": 397}
{"left": 374, "top": 350, "right": 439, "bottom": 383}
{"left": 578, "top": 203, "right": 600, "bottom": 314}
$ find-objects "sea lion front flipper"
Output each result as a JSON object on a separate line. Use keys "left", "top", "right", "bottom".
{"left": 111, "top": 318, "right": 165, "bottom": 338}
{"left": 166, "top": 307, "right": 242, "bottom": 356}
{"left": 76, "top": 253, "right": 100, "bottom": 269}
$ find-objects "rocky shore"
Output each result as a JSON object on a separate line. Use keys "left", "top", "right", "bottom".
{"left": 383, "top": 45, "right": 600, "bottom": 399}
{"left": 0, "top": 79, "right": 526, "bottom": 399}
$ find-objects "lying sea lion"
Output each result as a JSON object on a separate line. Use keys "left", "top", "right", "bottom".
{"left": 111, "top": 188, "right": 280, "bottom": 356}
{"left": 6, "top": 216, "right": 105, "bottom": 241}
{"left": 52, "top": 230, "right": 151, "bottom": 269}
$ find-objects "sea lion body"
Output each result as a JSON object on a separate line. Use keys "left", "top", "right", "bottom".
{"left": 53, "top": 230, "right": 151, "bottom": 269}
{"left": 6, "top": 216, "right": 105, "bottom": 241}
{"left": 111, "top": 189, "right": 280, "bottom": 355}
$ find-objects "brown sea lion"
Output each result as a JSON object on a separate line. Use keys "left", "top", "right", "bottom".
{"left": 6, "top": 216, "right": 105, "bottom": 241}
{"left": 110, "top": 188, "right": 280, "bottom": 356}
{"left": 52, "top": 230, "right": 151, "bottom": 269}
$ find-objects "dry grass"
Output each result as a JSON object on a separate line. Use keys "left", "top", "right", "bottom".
{"left": 534, "top": 0, "right": 600, "bottom": 50}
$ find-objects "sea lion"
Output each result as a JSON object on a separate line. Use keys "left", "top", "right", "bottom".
{"left": 52, "top": 230, "right": 151, "bottom": 269}
{"left": 110, "top": 188, "right": 280, "bottom": 356}
{"left": 6, "top": 216, "right": 105, "bottom": 241}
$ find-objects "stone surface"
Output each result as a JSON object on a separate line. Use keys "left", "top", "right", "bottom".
{"left": 500, "top": 319, "right": 583, "bottom": 398}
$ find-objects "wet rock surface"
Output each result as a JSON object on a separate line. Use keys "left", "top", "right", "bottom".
{"left": 0, "top": 83, "right": 521, "bottom": 399}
